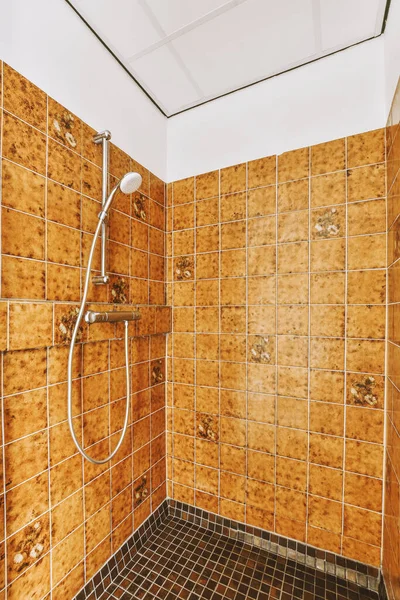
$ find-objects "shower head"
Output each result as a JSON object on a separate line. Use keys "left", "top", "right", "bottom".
{"left": 100, "top": 171, "right": 142, "bottom": 220}
{"left": 120, "top": 171, "right": 142, "bottom": 194}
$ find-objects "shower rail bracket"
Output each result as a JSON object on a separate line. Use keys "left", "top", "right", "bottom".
{"left": 93, "top": 129, "right": 112, "bottom": 143}
{"left": 84, "top": 310, "right": 141, "bottom": 324}
{"left": 92, "top": 275, "right": 110, "bottom": 285}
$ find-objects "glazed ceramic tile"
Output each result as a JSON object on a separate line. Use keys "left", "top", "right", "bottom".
{"left": 8, "top": 303, "right": 52, "bottom": 350}
{"left": 2, "top": 256, "right": 46, "bottom": 300}
{"left": 247, "top": 186, "right": 276, "bottom": 217}
{"left": 47, "top": 139, "right": 81, "bottom": 191}
{"left": 173, "top": 177, "right": 195, "bottom": 205}
{"left": 48, "top": 97, "right": 82, "bottom": 153}
{"left": 195, "top": 171, "right": 218, "bottom": 200}
{"left": 1, "top": 159, "right": 45, "bottom": 216}
{"left": 3, "top": 63, "right": 47, "bottom": 130}
{"left": 220, "top": 191, "right": 246, "bottom": 221}
{"left": 220, "top": 163, "right": 246, "bottom": 194}
{"left": 248, "top": 155, "right": 276, "bottom": 188}
{"left": 311, "top": 171, "right": 346, "bottom": 207}
{"left": 47, "top": 180, "right": 81, "bottom": 228}
{"left": 2, "top": 112, "right": 46, "bottom": 174}
{"left": 308, "top": 464, "right": 343, "bottom": 501}
{"left": 278, "top": 147, "right": 309, "bottom": 182}
{"left": 278, "top": 179, "right": 309, "bottom": 212}
{"left": 311, "top": 138, "right": 345, "bottom": 175}
{"left": 347, "top": 129, "right": 385, "bottom": 168}
{"left": 347, "top": 164, "right": 386, "bottom": 202}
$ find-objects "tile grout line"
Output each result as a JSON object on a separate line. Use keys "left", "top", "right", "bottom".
{"left": 0, "top": 61, "right": 5, "bottom": 600}
{"left": 161, "top": 180, "right": 167, "bottom": 533}
{"left": 341, "top": 135, "right": 349, "bottom": 558}
{"left": 306, "top": 145, "right": 311, "bottom": 548}
{"left": 44, "top": 91, "right": 55, "bottom": 600}
{"left": 244, "top": 161, "right": 249, "bottom": 528}
{"left": 2, "top": 473, "right": 137, "bottom": 554}
{"left": 169, "top": 217, "right": 386, "bottom": 240}
{"left": 274, "top": 155, "right": 279, "bottom": 536}
{"left": 380, "top": 124, "right": 389, "bottom": 571}
{"left": 192, "top": 175, "right": 198, "bottom": 512}
{"left": 0, "top": 78, "right": 2, "bottom": 304}
{"left": 173, "top": 161, "right": 386, "bottom": 204}
{"left": 131, "top": 158, "right": 142, "bottom": 535}
{"left": 170, "top": 181, "right": 175, "bottom": 503}
{"left": 1, "top": 105, "right": 172, "bottom": 210}
{"left": 217, "top": 170, "right": 221, "bottom": 517}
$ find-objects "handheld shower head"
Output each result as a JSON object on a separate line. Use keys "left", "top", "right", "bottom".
{"left": 120, "top": 171, "right": 142, "bottom": 194}
{"left": 100, "top": 171, "right": 143, "bottom": 220}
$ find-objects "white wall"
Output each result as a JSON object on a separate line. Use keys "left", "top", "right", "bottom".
{"left": 167, "top": 37, "right": 386, "bottom": 181}
{"left": 384, "top": 0, "right": 400, "bottom": 115}
{"left": 0, "top": 0, "right": 167, "bottom": 180}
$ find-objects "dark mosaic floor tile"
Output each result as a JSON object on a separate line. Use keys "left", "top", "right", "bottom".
{"left": 102, "top": 516, "right": 379, "bottom": 600}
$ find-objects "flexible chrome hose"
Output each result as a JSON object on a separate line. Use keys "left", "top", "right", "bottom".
{"left": 67, "top": 204, "right": 130, "bottom": 464}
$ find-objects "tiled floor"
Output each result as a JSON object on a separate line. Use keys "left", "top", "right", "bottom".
{"left": 99, "top": 517, "right": 379, "bottom": 600}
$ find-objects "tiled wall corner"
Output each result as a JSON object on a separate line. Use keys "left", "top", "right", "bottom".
{"left": 0, "top": 60, "right": 170, "bottom": 599}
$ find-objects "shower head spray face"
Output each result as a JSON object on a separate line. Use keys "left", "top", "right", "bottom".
{"left": 120, "top": 172, "right": 142, "bottom": 194}
{"left": 100, "top": 172, "right": 143, "bottom": 221}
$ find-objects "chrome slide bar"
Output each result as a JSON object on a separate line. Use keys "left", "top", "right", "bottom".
{"left": 92, "top": 129, "right": 111, "bottom": 285}
{"left": 85, "top": 310, "right": 141, "bottom": 324}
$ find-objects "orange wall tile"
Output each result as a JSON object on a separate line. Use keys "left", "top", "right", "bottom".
{"left": 167, "top": 126, "right": 387, "bottom": 568}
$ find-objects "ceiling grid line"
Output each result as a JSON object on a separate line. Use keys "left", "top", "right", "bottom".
{"left": 312, "top": 0, "right": 322, "bottom": 54}
{"left": 127, "top": 0, "right": 250, "bottom": 62}
{"left": 137, "top": 0, "right": 205, "bottom": 98}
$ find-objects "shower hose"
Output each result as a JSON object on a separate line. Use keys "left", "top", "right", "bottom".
{"left": 67, "top": 213, "right": 130, "bottom": 464}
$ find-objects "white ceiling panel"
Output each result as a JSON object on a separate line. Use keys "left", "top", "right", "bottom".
{"left": 67, "top": 0, "right": 390, "bottom": 116}
{"left": 320, "top": 0, "right": 385, "bottom": 51}
{"left": 145, "top": 0, "right": 232, "bottom": 36}
{"left": 171, "top": 0, "right": 315, "bottom": 98}
{"left": 130, "top": 44, "right": 200, "bottom": 114}
{"left": 73, "top": 0, "right": 161, "bottom": 58}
